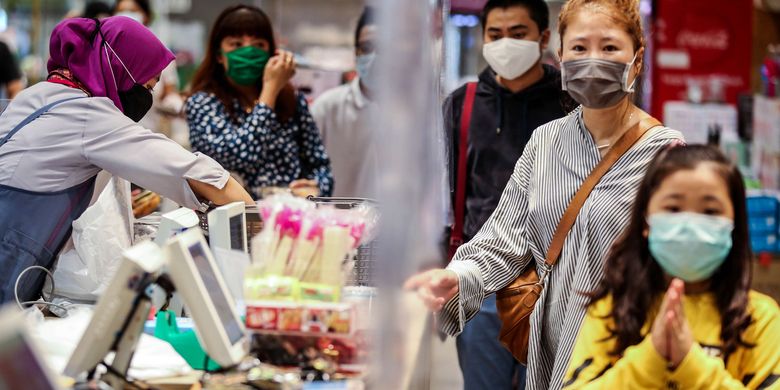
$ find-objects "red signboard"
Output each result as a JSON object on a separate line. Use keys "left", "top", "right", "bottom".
{"left": 450, "top": 0, "right": 487, "bottom": 13}
{"left": 651, "top": 0, "right": 752, "bottom": 117}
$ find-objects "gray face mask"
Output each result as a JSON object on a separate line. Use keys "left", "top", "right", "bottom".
{"left": 561, "top": 54, "right": 638, "bottom": 109}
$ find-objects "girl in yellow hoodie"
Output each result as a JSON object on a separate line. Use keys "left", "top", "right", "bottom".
{"left": 563, "top": 145, "right": 780, "bottom": 389}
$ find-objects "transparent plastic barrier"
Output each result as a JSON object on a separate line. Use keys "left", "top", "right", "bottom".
{"left": 372, "top": 0, "right": 448, "bottom": 388}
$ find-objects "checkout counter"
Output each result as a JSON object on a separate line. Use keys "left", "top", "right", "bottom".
{"left": 5, "top": 197, "right": 389, "bottom": 390}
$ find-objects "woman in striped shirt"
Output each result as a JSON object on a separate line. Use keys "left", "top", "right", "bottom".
{"left": 406, "top": 0, "right": 684, "bottom": 388}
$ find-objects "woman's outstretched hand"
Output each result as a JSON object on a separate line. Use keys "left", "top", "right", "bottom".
{"left": 404, "top": 269, "right": 459, "bottom": 312}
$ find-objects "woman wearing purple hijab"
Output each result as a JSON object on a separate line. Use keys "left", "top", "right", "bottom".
{"left": 0, "top": 16, "right": 253, "bottom": 304}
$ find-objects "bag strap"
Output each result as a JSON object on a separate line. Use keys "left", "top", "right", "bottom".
{"left": 0, "top": 96, "right": 86, "bottom": 149}
{"left": 449, "top": 82, "right": 478, "bottom": 258}
{"left": 543, "top": 117, "right": 662, "bottom": 271}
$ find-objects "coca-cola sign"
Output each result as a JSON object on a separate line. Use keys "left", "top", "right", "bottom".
{"left": 676, "top": 29, "right": 729, "bottom": 51}
{"left": 651, "top": 0, "right": 751, "bottom": 116}
{"left": 450, "top": 0, "right": 487, "bottom": 13}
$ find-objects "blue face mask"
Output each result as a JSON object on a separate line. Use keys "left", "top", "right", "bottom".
{"left": 648, "top": 212, "right": 734, "bottom": 282}
{"left": 356, "top": 53, "right": 376, "bottom": 92}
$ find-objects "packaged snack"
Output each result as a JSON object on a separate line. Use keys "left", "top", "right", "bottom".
{"left": 246, "top": 305, "right": 279, "bottom": 330}
{"left": 244, "top": 275, "right": 299, "bottom": 301}
{"left": 299, "top": 282, "right": 340, "bottom": 303}
{"left": 278, "top": 306, "right": 303, "bottom": 332}
{"left": 301, "top": 303, "right": 355, "bottom": 335}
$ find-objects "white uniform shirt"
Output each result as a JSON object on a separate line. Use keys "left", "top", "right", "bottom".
{"left": 311, "top": 78, "right": 378, "bottom": 198}
{"left": 0, "top": 82, "right": 228, "bottom": 210}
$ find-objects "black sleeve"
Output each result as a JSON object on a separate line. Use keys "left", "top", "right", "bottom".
{"left": 0, "top": 42, "right": 21, "bottom": 85}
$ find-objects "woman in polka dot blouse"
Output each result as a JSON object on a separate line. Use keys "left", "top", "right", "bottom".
{"left": 186, "top": 4, "right": 333, "bottom": 199}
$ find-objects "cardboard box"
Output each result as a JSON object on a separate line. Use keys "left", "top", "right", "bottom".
{"left": 752, "top": 97, "right": 780, "bottom": 189}
{"left": 753, "top": 257, "right": 780, "bottom": 304}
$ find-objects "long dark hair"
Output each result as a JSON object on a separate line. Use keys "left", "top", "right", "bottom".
{"left": 590, "top": 145, "right": 753, "bottom": 360}
{"left": 189, "top": 4, "right": 296, "bottom": 123}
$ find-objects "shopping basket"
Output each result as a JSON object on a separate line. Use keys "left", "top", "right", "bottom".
{"left": 307, "top": 197, "right": 378, "bottom": 287}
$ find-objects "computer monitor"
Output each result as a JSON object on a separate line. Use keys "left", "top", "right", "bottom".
{"left": 153, "top": 208, "right": 200, "bottom": 315}
{"left": 64, "top": 241, "right": 165, "bottom": 378}
{"left": 155, "top": 207, "right": 200, "bottom": 246}
{"left": 207, "top": 202, "right": 247, "bottom": 253}
{"left": 0, "top": 306, "right": 62, "bottom": 390}
{"left": 164, "top": 228, "right": 247, "bottom": 367}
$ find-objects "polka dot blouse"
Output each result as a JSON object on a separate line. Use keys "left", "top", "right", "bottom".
{"left": 185, "top": 91, "right": 334, "bottom": 199}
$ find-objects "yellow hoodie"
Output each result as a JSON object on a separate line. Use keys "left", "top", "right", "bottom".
{"left": 563, "top": 291, "right": 780, "bottom": 389}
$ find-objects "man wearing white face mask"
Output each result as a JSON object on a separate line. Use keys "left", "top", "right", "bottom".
{"left": 311, "top": 7, "right": 379, "bottom": 198}
{"left": 442, "top": 1, "right": 570, "bottom": 389}
{"left": 113, "top": 0, "right": 148, "bottom": 25}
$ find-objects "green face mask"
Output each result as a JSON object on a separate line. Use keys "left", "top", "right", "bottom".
{"left": 223, "top": 46, "right": 270, "bottom": 86}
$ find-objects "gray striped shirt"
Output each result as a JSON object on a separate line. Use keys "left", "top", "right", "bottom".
{"left": 440, "top": 108, "right": 684, "bottom": 389}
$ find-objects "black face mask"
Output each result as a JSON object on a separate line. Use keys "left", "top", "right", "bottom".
{"left": 118, "top": 84, "right": 153, "bottom": 122}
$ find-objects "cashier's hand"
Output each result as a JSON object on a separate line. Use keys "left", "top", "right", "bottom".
{"left": 263, "top": 50, "right": 296, "bottom": 93}
{"left": 651, "top": 278, "right": 693, "bottom": 369}
{"left": 290, "top": 179, "right": 319, "bottom": 198}
{"left": 404, "top": 269, "right": 459, "bottom": 312}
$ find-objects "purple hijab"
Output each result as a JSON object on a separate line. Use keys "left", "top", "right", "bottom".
{"left": 47, "top": 16, "right": 174, "bottom": 112}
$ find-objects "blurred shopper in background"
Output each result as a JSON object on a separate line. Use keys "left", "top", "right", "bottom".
{"left": 113, "top": 0, "right": 184, "bottom": 141}
{"left": 83, "top": 1, "right": 112, "bottom": 20}
{"left": 563, "top": 145, "right": 780, "bottom": 389}
{"left": 406, "top": 0, "right": 685, "bottom": 388}
{"left": 113, "top": 0, "right": 150, "bottom": 25}
{"left": 442, "top": 1, "right": 569, "bottom": 388}
{"left": 311, "top": 6, "right": 378, "bottom": 198}
{"left": 186, "top": 4, "right": 333, "bottom": 199}
{"left": 0, "top": 40, "right": 22, "bottom": 100}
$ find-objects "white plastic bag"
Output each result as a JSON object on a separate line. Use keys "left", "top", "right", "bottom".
{"left": 52, "top": 174, "right": 134, "bottom": 302}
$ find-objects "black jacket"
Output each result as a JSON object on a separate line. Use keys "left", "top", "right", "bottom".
{"left": 444, "top": 65, "right": 570, "bottom": 240}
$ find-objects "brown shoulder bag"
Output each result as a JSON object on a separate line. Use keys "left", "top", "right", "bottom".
{"left": 495, "top": 117, "right": 662, "bottom": 364}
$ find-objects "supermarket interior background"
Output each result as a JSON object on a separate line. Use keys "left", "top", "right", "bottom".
{"left": 0, "top": 0, "right": 776, "bottom": 389}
